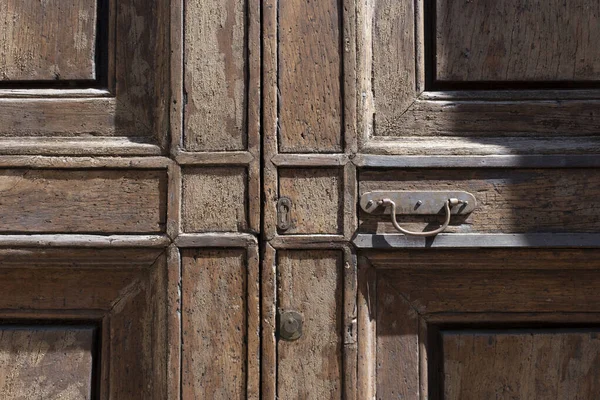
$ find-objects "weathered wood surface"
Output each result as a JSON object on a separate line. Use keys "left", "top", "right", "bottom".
{"left": 184, "top": 0, "right": 247, "bottom": 151}
{"left": 279, "top": 168, "right": 343, "bottom": 234}
{"left": 384, "top": 267, "right": 600, "bottom": 314}
{"left": 277, "top": 250, "right": 343, "bottom": 399}
{"left": 0, "top": 326, "right": 95, "bottom": 400}
{"left": 359, "top": 168, "right": 600, "bottom": 234}
{"left": 0, "top": 0, "right": 169, "bottom": 144}
{"left": 0, "top": 169, "right": 166, "bottom": 233}
{"left": 0, "top": 0, "right": 97, "bottom": 81}
{"left": 442, "top": 330, "right": 600, "bottom": 400}
{"left": 278, "top": 0, "right": 343, "bottom": 152}
{"left": 371, "top": 0, "right": 417, "bottom": 123}
{"left": 436, "top": 0, "right": 600, "bottom": 82}
{"left": 182, "top": 167, "right": 248, "bottom": 232}
{"left": 374, "top": 100, "right": 600, "bottom": 138}
{"left": 376, "top": 276, "right": 419, "bottom": 400}
{"left": 182, "top": 249, "right": 247, "bottom": 399}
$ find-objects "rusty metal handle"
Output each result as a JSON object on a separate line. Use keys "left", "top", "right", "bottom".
{"left": 379, "top": 198, "right": 463, "bottom": 237}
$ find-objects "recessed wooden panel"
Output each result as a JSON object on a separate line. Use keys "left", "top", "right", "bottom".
{"left": 184, "top": 0, "right": 247, "bottom": 151}
{"left": 0, "top": 0, "right": 98, "bottom": 81}
{"left": 278, "top": 0, "right": 343, "bottom": 152}
{"left": 182, "top": 167, "right": 248, "bottom": 232}
{"left": 435, "top": 0, "right": 600, "bottom": 82}
{"left": 359, "top": 168, "right": 600, "bottom": 234}
{"left": 277, "top": 250, "right": 343, "bottom": 399}
{"left": 0, "top": 326, "right": 96, "bottom": 400}
{"left": 0, "top": 169, "right": 166, "bottom": 233}
{"left": 279, "top": 168, "right": 343, "bottom": 234}
{"left": 182, "top": 249, "right": 247, "bottom": 399}
{"left": 441, "top": 329, "right": 600, "bottom": 400}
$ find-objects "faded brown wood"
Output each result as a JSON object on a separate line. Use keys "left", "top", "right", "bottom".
{"left": 0, "top": 0, "right": 169, "bottom": 147}
{"left": 182, "top": 249, "right": 247, "bottom": 399}
{"left": 359, "top": 168, "right": 600, "bottom": 234}
{"left": 278, "top": 0, "right": 343, "bottom": 153}
{"left": 383, "top": 267, "right": 600, "bottom": 314}
{"left": 0, "top": 169, "right": 166, "bottom": 233}
{"left": 279, "top": 168, "right": 343, "bottom": 234}
{"left": 376, "top": 276, "right": 419, "bottom": 400}
{"left": 372, "top": 0, "right": 417, "bottom": 122}
{"left": 442, "top": 330, "right": 600, "bottom": 399}
{"left": 436, "top": 0, "right": 600, "bottom": 82}
{"left": 0, "top": 0, "right": 97, "bottom": 81}
{"left": 375, "top": 100, "right": 600, "bottom": 138}
{"left": 277, "top": 250, "right": 343, "bottom": 399}
{"left": 0, "top": 326, "right": 95, "bottom": 400}
{"left": 182, "top": 167, "right": 248, "bottom": 232}
{"left": 184, "top": 0, "right": 247, "bottom": 151}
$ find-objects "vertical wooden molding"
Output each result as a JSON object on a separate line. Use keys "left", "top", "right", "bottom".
{"left": 343, "top": 246, "right": 358, "bottom": 400}
{"left": 261, "top": 243, "right": 277, "bottom": 399}
{"left": 170, "top": 0, "right": 184, "bottom": 156}
{"left": 357, "top": 256, "right": 376, "bottom": 400}
{"left": 247, "top": 244, "right": 261, "bottom": 399}
{"left": 344, "top": 0, "right": 358, "bottom": 154}
{"left": 248, "top": 0, "right": 262, "bottom": 233}
{"left": 167, "top": 160, "right": 182, "bottom": 240}
{"left": 263, "top": 0, "right": 279, "bottom": 240}
{"left": 167, "top": 245, "right": 182, "bottom": 400}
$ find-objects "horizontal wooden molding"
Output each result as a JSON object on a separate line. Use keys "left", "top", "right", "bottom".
{"left": 354, "top": 233, "right": 600, "bottom": 248}
{"left": 354, "top": 154, "right": 600, "bottom": 168}
{"left": 0, "top": 234, "right": 171, "bottom": 248}
{"left": 175, "top": 233, "right": 258, "bottom": 248}
{"left": 271, "top": 154, "right": 349, "bottom": 167}
{"left": 174, "top": 151, "right": 254, "bottom": 166}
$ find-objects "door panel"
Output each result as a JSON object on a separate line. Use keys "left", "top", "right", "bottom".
{"left": 1, "top": 0, "right": 98, "bottom": 81}
{"left": 0, "top": 248, "right": 168, "bottom": 399}
{"left": 0, "top": 0, "right": 169, "bottom": 154}
{"left": 0, "top": 326, "right": 96, "bottom": 400}
{"left": 180, "top": 247, "right": 259, "bottom": 399}
{"left": 360, "top": 168, "right": 600, "bottom": 234}
{"left": 360, "top": 250, "right": 600, "bottom": 399}
{"left": 0, "top": 169, "right": 167, "bottom": 233}
{"left": 440, "top": 329, "right": 600, "bottom": 399}
{"left": 435, "top": 0, "right": 600, "bottom": 83}
{"left": 361, "top": 0, "right": 600, "bottom": 154}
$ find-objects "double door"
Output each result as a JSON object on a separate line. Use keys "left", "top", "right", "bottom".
{"left": 0, "top": 0, "right": 599, "bottom": 399}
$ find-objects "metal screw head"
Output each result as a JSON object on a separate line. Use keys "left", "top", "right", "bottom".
{"left": 279, "top": 310, "right": 303, "bottom": 341}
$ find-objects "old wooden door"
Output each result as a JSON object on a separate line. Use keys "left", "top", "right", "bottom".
{"left": 262, "top": 0, "right": 600, "bottom": 399}
{"left": 4, "top": 0, "right": 600, "bottom": 399}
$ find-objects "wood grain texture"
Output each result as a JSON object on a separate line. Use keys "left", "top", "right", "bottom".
{"left": 436, "top": 0, "right": 600, "bottom": 82}
{"left": 0, "top": 169, "right": 166, "bottom": 233}
{"left": 442, "top": 330, "right": 600, "bottom": 399}
{"left": 375, "top": 100, "right": 600, "bottom": 138}
{"left": 383, "top": 267, "right": 600, "bottom": 314}
{"left": 184, "top": 0, "right": 247, "bottom": 151}
{"left": 277, "top": 250, "right": 343, "bottom": 399}
{"left": 0, "top": 0, "right": 97, "bottom": 81}
{"left": 376, "top": 276, "right": 419, "bottom": 400}
{"left": 372, "top": 0, "right": 417, "bottom": 122}
{"left": 0, "top": 249, "right": 168, "bottom": 399}
{"left": 359, "top": 168, "right": 600, "bottom": 234}
{"left": 182, "top": 249, "right": 247, "bottom": 399}
{"left": 0, "top": 0, "right": 169, "bottom": 145}
{"left": 182, "top": 167, "right": 248, "bottom": 232}
{"left": 279, "top": 168, "right": 343, "bottom": 234}
{"left": 0, "top": 326, "right": 95, "bottom": 400}
{"left": 279, "top": 0, "right": 343, "bottom": 153}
